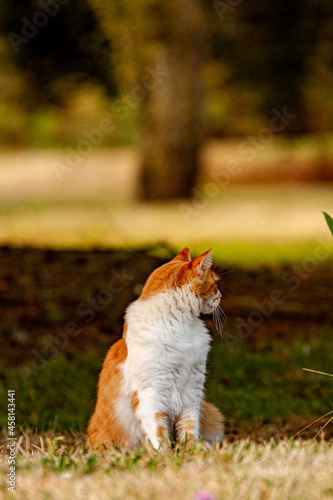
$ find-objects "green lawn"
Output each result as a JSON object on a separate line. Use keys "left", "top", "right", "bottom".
{"left": 2, "top": 332, "right": 332, "bottom": 433}
{"left": 1, "top": 184, "right": 333, "bottom": 266}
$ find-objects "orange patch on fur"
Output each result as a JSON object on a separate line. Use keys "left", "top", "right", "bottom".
{"left": 131, "top": 391, "right": 139, "bottom": 411}
{"left": 155, "top": 412, "right": 167, "bottom": 420}
{"left": 191, "top": 271, "right": 218, "bottom": 298}
{"left": 175, "top": 415, "right": 195, "bottom": 433}
{"left": 199, "top": 400, "right": 224, "bottom": 442}
{"left": 139, "top": 261, "right": 188, "bottom": 300}
{"left": 156, "top": 425, "right": 168, "bottom": 440}
{"left": 155, "top": 412, "right": 169, "bottom": 440}
{"left": 138, "top": 248, "right": 218, "bottom": 301}
{"left": 87, "top": 323, "right": 130, "bottom": 451}
{"left": 172, "top": 247, "right": 191, "bottom": 262}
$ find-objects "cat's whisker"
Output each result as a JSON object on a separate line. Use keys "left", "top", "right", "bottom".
{"left": 212, "top": 306, "right": 226, "bottom": 343}
{"left": 215, "top": 306, "right": 222, "bottom": 324}
{"left": 212, "top": 310, "right": 219, "bottom": 335}
{"left": 219, "top": 311, "right": 226, "bottom": 330}
{"left": 218, "top": 305, "right": 227, "bottom": 323}
{"left": 215, "top": 318, "right": 223, "bottom": 336}
{"left": 213, "top": 264, "right": 232, "bottom": 280}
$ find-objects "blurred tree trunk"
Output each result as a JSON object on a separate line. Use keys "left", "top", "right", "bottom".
{"left": 138, "top": 1, "right": 205, "bottom": 200}
{"left": 88, "top": 0, "right": 205, "bottom": 200}
{"left": 306, "top": 2, "right": 333, "bottom": 181}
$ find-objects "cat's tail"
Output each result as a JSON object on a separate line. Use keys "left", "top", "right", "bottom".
{"left": 199, "top": 400, "right": 224, "bottom": 445}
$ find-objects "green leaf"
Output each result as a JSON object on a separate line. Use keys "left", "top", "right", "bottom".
{"left": 323, "top": 212, "right": 333, "bottom": 236}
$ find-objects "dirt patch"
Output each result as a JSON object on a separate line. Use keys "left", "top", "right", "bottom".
{"left": 1, "top": 244, "right": 333, "bottom": 369}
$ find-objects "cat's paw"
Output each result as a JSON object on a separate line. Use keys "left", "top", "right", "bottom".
{"left": 148, "top": 438, "right": 162, "bottom": 450}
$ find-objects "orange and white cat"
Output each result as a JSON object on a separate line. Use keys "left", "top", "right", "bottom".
{"left": 87, "top": 248, "right": 224, "bottom": 450}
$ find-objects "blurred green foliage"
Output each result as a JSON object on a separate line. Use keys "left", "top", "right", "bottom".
{"left": 0, "top": 1, "right": 332, "bottom": 148}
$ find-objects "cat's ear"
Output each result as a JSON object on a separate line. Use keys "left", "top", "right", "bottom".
{"left": 190, "top": 248, "right": 212, "bottom": 275}
{"left": 173, "top": 247, "right": 191, "bottom": 262}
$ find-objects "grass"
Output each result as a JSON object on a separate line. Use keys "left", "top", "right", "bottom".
{"left": 206, "top": 335, "right": 333, "bottom": 426}
{"left": 1, "top": 334, "right": 332, "bottom": 433}
{"left": 1, "top": 434, "right": 333, "bottom": 499}
{"left": 1, "top": 183, "right": 333, "bottom": 266}
{"left": 1, "top": 354, "right": 103, "bottom": 432}
{"left": 183, "top": 240, "right": 326, "bottom": 267}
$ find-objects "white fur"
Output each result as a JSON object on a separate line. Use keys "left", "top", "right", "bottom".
{"left": 115, "top": 284, "right": 219, "bottom": 449}
{"left": 200, "top": 250, "right": 212, "bottom": 272}
{"left": 115, "top": 364, "right": 144, "bottom": 449}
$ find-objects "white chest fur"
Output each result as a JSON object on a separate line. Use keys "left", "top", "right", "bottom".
{"left": 123, "top": 287, "right": 211, "bottom": 418}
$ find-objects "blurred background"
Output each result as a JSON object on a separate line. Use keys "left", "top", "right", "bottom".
{"left": 0, "top": 1, "right": 333, "bottom": 439}
{"left": 0, "top": 0, "right": 333, "bottom": 255}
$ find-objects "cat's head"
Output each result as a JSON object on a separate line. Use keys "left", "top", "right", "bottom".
{"left": 139, "top": 247, "right": 221, "bottom": 315}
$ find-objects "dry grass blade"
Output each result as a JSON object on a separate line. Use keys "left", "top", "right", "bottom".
{"left": 291, "top": 411, "right": 333, "bottom": 439}
{"left": 2, "top": 436, "right": 333, "bottom": 500}
{"left": 297, "top": 368, "right": 333, "bottom": 439}
{"left": 303, "top": 368, "right": 333, "bottom": 378}
{"left": 16, "top": 435, "right": 25, "bottom": 456}
{"left": 312, "top": 415, "right": 333, "bottom": 441}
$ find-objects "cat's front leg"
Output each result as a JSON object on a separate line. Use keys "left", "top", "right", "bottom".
{"left": 134, "top": 389, "right": 170, "bottom": 450}
{"left": 175, "top": 406, "right": 200, "bottom": 445}
{"left": 175, "top": 363, "right": 206, "bottom": 445}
